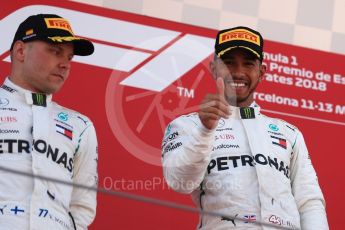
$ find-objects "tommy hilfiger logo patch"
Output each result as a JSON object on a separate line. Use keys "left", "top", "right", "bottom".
{"left": 271, "top": 135, "right": 287, "bottom": 149}
{"left": 56, "top": 124, "right": 73, "bottom": 140}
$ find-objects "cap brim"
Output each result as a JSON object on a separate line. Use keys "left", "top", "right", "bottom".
{"left": 71, "top": 39, "right": 94, "bottom": 56}
{"left": 218, "top": 46, "right": 261, "bottom": 60}
{"left": 46, "top": 36, "right": 94, "bottom": 56}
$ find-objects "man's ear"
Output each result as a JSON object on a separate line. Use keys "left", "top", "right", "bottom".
{"left": 12, "top": 41, "right": 26, "bottom": 62}
{"left": 259, "top": 63, "right": 267, "bottom": 81}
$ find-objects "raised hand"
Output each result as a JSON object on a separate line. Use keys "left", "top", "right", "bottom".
{"left": 198, "top": 77, "right": 231, "bottom": 130}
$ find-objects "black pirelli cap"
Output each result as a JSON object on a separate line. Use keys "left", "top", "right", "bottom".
{"left": 215, "top": 26, "right": 264, "bottom": 61}
{"left": 10, "top": 14, "right": 94, "bottom": 56}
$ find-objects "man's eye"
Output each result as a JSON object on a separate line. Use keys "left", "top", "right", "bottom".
{"left": 223, "top": 61, "right": 234, "bottom": 65}
{"left": 245, "top": 62, "right": 255, "bottom": 66}
{"left": 50, "top": 48, "right": 60, "bottom": 55}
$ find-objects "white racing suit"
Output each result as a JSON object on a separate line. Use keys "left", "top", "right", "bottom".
{"left": 162, "top": 104, "right": 328, "bottom": 230}
{"left": 0, "top": 78, "right": 98, "bottom": 230}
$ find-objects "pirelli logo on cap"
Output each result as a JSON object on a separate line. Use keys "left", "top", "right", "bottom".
{"left": 219, "top": 29, "right": 260, "bottom": 46}
{"left": 44, "top": 18, "right": 74, "bottom": 35}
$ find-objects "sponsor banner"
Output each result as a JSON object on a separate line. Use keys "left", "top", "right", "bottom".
{"left": 258, "top": 44, "right": 345, "bottom": 124}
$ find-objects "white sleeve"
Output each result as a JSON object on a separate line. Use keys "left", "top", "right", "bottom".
{"left": 162, "top": 115, "right": 214, "bottom": 194}
{"left": 70, "top": 123, "right": 98, "bottom": 230}
{"left": 290, "top": 131, "right": 329, "bottom": 230}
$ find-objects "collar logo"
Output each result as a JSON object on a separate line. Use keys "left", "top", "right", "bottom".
{"left": 58, "top": 112, "right": 69, "bottom": 121}
{"left": 32, "top": 93, "right": 47, "bottom": 107}
{"left": 269, "top": 124, "right": 279, "bottom": 131}
{"left": 240, "top": 107, "right": 255, "bottom": 119}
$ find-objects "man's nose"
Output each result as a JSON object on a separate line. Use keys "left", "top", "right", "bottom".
{"left": 59, "top": 57, "right": 71, "bottom": 69}
{"left": 230, "top": 65, "right": 245, "bottom": 78}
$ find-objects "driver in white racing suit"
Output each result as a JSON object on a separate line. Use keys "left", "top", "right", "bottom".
{"left": 162, "top": 26, "right": 328, "bottom": 229}
{"left": 0, "top": 14, "right": 98, "bottom": 230}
